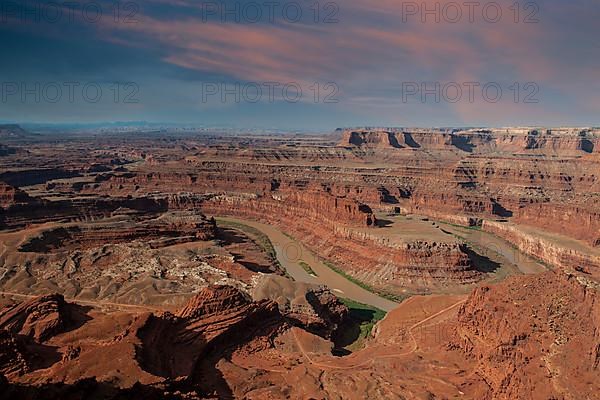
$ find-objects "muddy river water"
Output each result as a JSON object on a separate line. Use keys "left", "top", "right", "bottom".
{"left": 218, "top": 217, "right": 547, "bottom": 312}
{"left": 439, "top": 223, "right": 547, "bottom": 275}
{"left": 218, "top": 217, "right": 399, "bottom": 311}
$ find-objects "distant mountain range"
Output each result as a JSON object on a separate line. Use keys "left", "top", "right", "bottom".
{"left": 0, "top": 124, "right": 38, "bottom": 139}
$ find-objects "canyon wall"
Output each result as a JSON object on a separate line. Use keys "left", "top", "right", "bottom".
{"left": 0, "top": 183, "right": 33, "bottom": 209}
{"left": 451, "top": 270, "right": 600, "bottom": 399}
{"left": 199, "top": 191, "right": 480, "bottom": 294}
{"left": 1, "top": 269, "right": 597, "bottom": 399}
{"left": 339, "top": 128, "right": 600, "bottom": 155}
{"left": 483, "top": 220, "right": 600, "bottom": 277}
{"left": 335, "top": 128, "right": 599, "bottom": 244}
{"left": 58, "top": 128, "right": 598, "bottom": 249}
{"left": 2, "top": 127, "right": 598, "bottom": 293}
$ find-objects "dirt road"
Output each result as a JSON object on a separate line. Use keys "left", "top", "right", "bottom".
{"left": 292, "top": 298, "right": 466, "bottom": 370}
{"left": 0, "top": 290, "right": 165, "bottom": 312}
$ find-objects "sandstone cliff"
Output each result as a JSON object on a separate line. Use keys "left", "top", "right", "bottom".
{"left": 339, "top": 128, "right": 600, "bottom": 155}
{"left": 2, "top": 271, "right": 597, "bottom": 399}
{"left": 483, "top": 220, "right": 600, "bottom": 277}
{"left": 451, "top": 271, "right": 600, "bottom": 399}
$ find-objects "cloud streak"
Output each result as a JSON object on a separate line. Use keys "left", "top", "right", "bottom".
{"left": 1, "top": 0, "right": 598, "bottom": 126}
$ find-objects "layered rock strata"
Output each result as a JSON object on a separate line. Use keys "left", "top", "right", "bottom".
{"left": 0, "top": 270, "right": 597, "bottom": 399}
{"left": 483, "top": 220, "right": 600, "bottom": 277}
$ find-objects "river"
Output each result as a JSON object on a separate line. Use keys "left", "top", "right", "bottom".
{"left": 217, "top": 217, "right": 399, "bottom": 311}
{"left": 439, "top": 223, "right": 547, "bottom": 275}
{"left": 217, "top": 216, "right": 547, "bottom": 313}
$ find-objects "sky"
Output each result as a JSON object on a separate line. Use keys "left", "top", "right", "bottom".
{"left": 0, "top": 0, "right": 598, "bottom": 129}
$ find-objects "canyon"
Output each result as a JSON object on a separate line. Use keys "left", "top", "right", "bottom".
{"left": 0, "top": 125, "right": 598, "bottom": 399}
{"left": 0, "top": 270, "right": 597, "bottom": 399}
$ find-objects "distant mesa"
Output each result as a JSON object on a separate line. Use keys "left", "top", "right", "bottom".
{"left": 0, "top": 125, "right": 38, "bottom": 140}
{"left": 338, "top": 127, "right": 600, "bottom": 155}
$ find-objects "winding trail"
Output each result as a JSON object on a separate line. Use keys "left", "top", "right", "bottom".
{"left": 0, "top": 290, "right": 164, "bottom": 312}
{"left": 292, "top": 298, "right": 466, "bottom": 370}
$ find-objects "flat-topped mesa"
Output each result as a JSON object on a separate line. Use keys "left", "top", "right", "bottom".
{"left": 3, "top": 127, "right": 597, "bottom": 296}
{"left": 341, "top": 130, "right": 403, "bottom": 148}
{"left": 55, "top": 132, "right": 597, "bottom": 246}
{"left": 200, "top": 190, "right": 481, "bottom": 293}
{"left": 327, "top": 226, "right": 480, "bottom": 291}
{"left": 18, "top": 211, "right": 217, "bottom": 252}
{"left": 338, "top": 128, "right": 600, "bottom": 155}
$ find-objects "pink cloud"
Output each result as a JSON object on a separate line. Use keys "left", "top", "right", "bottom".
{"left": 92, "top": 0, "right": 598, "bottom": 121}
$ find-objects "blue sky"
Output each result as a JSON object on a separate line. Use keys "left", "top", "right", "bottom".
{"left": 0, "top": 0, "right": 598, "bottom": 129}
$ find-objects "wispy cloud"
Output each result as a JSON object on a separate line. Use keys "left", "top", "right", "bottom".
{"left": 1, "top": 0, "right": 598, "bottom": 125}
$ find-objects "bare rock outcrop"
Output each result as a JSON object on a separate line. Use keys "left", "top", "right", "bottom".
{"left": 0, "top": 294, "right": 70, "bottom": 342}
{"left": 0, "top": 182, "right": 34, "bottom": 209}
{"left": 252, "top": 275, "right": 348, "bottom": 339}
{"left": 339, "top": 128, "right": 600, "bottom": 155}
{"left": 483, "top": 220, "right": 600, "bottom": 276}
{"left": 0, "top": 273, "right": 598, "bottom": 399}
{"left": 451, "top": 271, "right": 600, "bottom": 399}
{"left": 176, "top": 285, "right": 252, "bottom": 319}
{"left": 19, "top": 211, "right": 217, "bottom": 253}
{"left": 0, "top": 330, "right": 29, "bottom": 377}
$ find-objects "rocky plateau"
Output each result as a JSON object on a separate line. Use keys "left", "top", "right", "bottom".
{"left": 0, "top": 125, "right": 598, "bottom": 399}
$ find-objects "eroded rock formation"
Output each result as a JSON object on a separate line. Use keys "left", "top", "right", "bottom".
{"left": 0, "top": 294, "right": 70, "bottom": 342}
{"left": 0, "top": 269, "right": 597, "bottom": 399}
{"left": 483, "top": 220, "right": 600, "bottom": 278}
{"left": 1, "top": 125, "right": 599, "bottom": 398}
{"left": 451, "top": 271, "right": 600, "bottom": 399}
{"left": 252, "top": 275, "right": 348, "bottom": 339}
{"left": 3, "top": 126, "right": 598, "bottom": 291}
{"left": 0, "top": 182, "right": 34, "bottom": 209}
